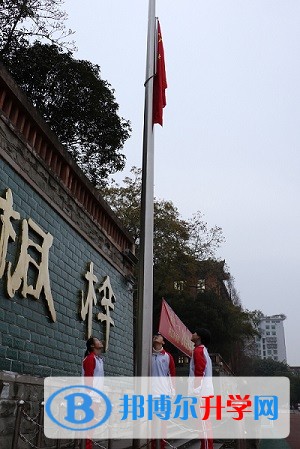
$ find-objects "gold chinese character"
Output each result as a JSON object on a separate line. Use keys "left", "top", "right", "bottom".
{"left": 80, "top": 263, "right": 116, "bottom": 350}
{"left": 0, "top": 189, "right": 20, "bottom": 278}
{"left": 97, "top": 275, "right": 115, "bottom": 352}
{"left": 7, "top": 218, "right": 56, "bottom": 321}
{"left": 81, "top": 262, "right": 98, "bottom": 338}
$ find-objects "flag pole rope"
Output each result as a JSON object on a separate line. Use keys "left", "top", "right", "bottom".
{"left": 144, "top": 16, "right": 158, "bottom": 86}
{"left": 144, "top": 74, "right": 155, "bottom": 86}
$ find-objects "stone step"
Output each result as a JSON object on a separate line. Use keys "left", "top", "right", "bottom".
{"left": 176, "top": 441, "right": 225, "bottom": 449}
{"left": 89, "top": 439, "right": 225, "bottom": 449}
{"left": 167, "top": 439, "right": 197, "bottom": 449}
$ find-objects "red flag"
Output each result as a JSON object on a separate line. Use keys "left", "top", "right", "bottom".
{"left": 153, "top": 21, "right": 167, "bottom": 126}
{"left": 159, "top": 299, "right": 194, "bottom": 357}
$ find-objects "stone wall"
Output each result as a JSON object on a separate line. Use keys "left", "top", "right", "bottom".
{"left": 0, "top": 156, "right": 134, "bottom": 377}
{"left": 0, "top": 64, "right": 135, "bottom": 448}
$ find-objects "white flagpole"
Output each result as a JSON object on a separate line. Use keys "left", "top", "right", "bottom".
{"left": 136, "top": 0, "right": 156, "bottom": 378}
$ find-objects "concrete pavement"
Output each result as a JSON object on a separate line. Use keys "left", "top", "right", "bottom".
{"left": 285, "top": 412, "right": 300, "bottom": 449}
{"left": 258, "top": 411, "right": 300, "bottom": 449}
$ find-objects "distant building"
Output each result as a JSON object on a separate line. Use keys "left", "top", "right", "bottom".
{"left": 255, "top": 314, "right": 287, "bottom": 363}
{"left": 290, "top": 366, "right": 300, "bottom": 376}
{"left": 173, "top": 259, "right": 231, "bottom": 302}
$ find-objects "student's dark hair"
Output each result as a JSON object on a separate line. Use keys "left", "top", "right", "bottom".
{"left": 84, "top": 337, "right": 96, "bottom": 357}
{"left": 194, "top": 328, "right": 211, "bottom": 346}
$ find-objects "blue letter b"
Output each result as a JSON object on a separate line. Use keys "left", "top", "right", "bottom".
{"left": 64, "top": 393, "right": 94, "bottom": 424}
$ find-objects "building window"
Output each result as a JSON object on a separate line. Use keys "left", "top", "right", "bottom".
{"left": 266, "top": 332, "right": 270, "bottom": 335}
{"left": 266, "top": 325, "right": 270, "bottom": 329}
{"left": 174, "top": 281, "right": 185, "bottom": 291}
{"left": 197, "top": 279, "right": 205, "bottom": 292}
{"left": 178, "top": 356, "right": 184, "bottom": 364}
{"left": 272, "top": 332, "right": 276, "bottom": 336}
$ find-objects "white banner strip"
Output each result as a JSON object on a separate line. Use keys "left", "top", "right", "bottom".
{"left": 44, "top": 376, "right": 290, "bottom": 439}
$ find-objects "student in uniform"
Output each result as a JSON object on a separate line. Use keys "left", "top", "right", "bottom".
{"left": 190, "top": 328, "right": 214, "bottom": 449}
{"left": 151, "top": 332, "right": 176, "bottom": 449}
{"left": 82, "top": 337, "right": 104, "bottom": 449}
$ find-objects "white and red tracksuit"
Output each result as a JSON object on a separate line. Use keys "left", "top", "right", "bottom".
{"left": 82, "top": 352, "right": 104, "bottom": 378}
{"left": 151, "top": 348, "right": 176, "bottom": 449}
{"left": 82, "top": 353, "right": 104, "bottom": 449}
{"left": 152, "top": 348, "right": 176, "bottom": 377}
{"left": 189, "top": 345, "right": 214, "bottom": 449}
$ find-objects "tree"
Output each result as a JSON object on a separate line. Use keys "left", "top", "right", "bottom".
{"left": 225, "top": 275, "right": 242, "bottom": 306}
{"left": 245, "top": 309, "right": 264, "bottom": 327}
{"left": 168, "top": 290, "right": 257, "bottom": 370}
{"left": 103, "top": 168, "right": 259, "bottom": 370}
{"left": 291, "top": 375, "right": 300, "bottom": 407}
{"left": 2, "top": 42, "right": 131, "bottom": 185}
{"left": 102, "top": 167, "right": 224, "bottom": 271}
{"left": 188, "top": 211, "right": 225, "bottom": 261}
{"left": 0, "top": 0, "right": 74, "bottom": 57}
{"left": 235, "top": 356, "right": 300, "bottom": 409}
{"left": 237, "top": 356, "right": 291, "bottom": 376}
{"left": 101, "top": 167, "right": 142, "bottom": 243}
{"left": 103, "top": 167, "right": 196, "bottom": 293}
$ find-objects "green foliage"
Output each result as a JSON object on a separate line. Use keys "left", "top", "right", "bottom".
{"left": 166, "top": 291, "right": 256, "bottom": 367}
{"left": 245, "top": 309, "right": 265, "bottom": 328}
{"left": 103, "top": 167, "right": 258, "bottom": 370}
{"left": 103, "top": 167, "right": 228, "bottom": 304}
{"left": 0, "top": 1, "right": 131, "bottom": 185}
{"left": 2, "top": 42, "right": 131, "bottom": 185}
{"left": 154, "top": 199, "right": 190, "bottom": 267}
{"left": 102, "top": 168, "right": 143, "bottom": 243}
{"left": 241, "top": 357, "right": 291, "bottom": 376}
{"left": 103, "top": 167, "right": 224, "bottom": 264}
{"left": 290, "top": 376, "right": 300, "bottom": 406}
{"left": 0, "top": 0, "right": 74, "bottom": 57}
{"left": 236, "top": 356, "right": 300, "bottom": 404}
{"left": 188, "top": 211, "right": 225, "bottom": 261}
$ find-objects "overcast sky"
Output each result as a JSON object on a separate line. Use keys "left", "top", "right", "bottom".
{"left": 63, "top": 0, "right": 300, "bottom": 365}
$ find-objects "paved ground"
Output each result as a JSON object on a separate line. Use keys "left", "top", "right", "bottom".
{"left": 285, "top": 413, "right": 300, "bottom": 449}
{"left": 92, "top": 414, "right": 300, "bottom": 449}
{"left": 180, "top": 442, "right": 223, "bottom": 449}
{"left": 258, "top": 411, "right": 300, "bottom": 449}
{"left": 259, "top": 439, "right": 290, "bottom": 449}
{"left": 90, "top": 440, "right": 225, "bottom": 449}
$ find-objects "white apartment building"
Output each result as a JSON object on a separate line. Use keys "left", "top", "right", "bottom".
{"left": 255, "top": 314, "right": 287, "bottom": 363}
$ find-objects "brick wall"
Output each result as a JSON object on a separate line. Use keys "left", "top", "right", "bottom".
{"left": 0, "top": 64, "right": 136, "bottom": 448}
{"left": 0, "top": 64, "right": 135, "bottom": 378}
{"left": 0, "top": 128, "right": 135, "bottom": 380}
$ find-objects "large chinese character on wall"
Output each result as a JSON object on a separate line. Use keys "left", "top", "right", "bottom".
{"left": 81, "top": 262, "right": 116, "bottom": 351}
{"left": 0, "top": 187, "right": 118, "bottom": 340}
{"left": 0, "top": 189, "right": 56, "bottom": 321}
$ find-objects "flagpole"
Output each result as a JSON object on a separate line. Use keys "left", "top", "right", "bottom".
{"left": 136, "top": 0, "right": 156, "bottom": 378}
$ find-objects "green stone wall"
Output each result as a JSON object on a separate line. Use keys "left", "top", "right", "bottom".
{"left": 0, "top": 158, "right": 134, "bottom": 377}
